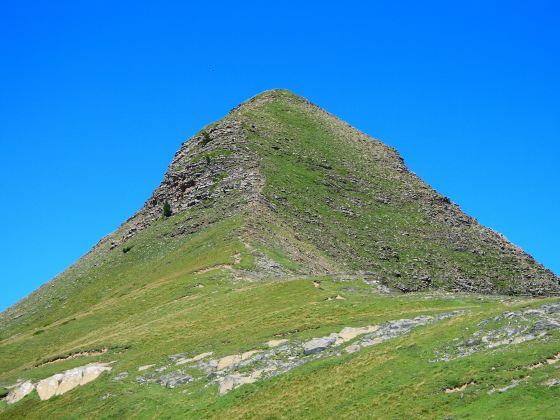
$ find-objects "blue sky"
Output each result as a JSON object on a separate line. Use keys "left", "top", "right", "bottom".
{"left": 1, "top": 1, "right": 559, "bottom": 311}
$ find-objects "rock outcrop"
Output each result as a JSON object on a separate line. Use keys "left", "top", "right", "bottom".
{"left": 435, "top": 302, "right": 560, "bottom": 361}
{"left": 133, "top": 310, "right": 465, "bottom": 396}
{"left": 5, "top": 381, "right": 34, "bottom": 405}
{"left": 4, "top": 363, "right": 112, "bottom": 404}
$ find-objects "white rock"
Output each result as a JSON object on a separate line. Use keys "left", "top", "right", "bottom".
{"left": 175, "top": 352, "right": 213, "bottom": 366}
{"left": 138, "top": 365, "right": 155, "bottom": 372}
{"left": 80, "top": 364, "right": 111, "bottom": 386}
{"left": 5, "top": 363, "right": 112, "bottom": 404}
{"left": 266, "top": 339, "right": 288, "bottom": 348}
{"left": 36, "top": 374, "right": 64, "bottom": 400}
{"left": 216, "top": 354, "right": 242, "bottom": 370}
{"left": 337, "top": 325, "right": 379, "bottom": 343}
{"left": 6, "top": 381, "right": 35, "bottom": 404}
{"left": 56, "top": 368, "right": 83, "bottom": 395}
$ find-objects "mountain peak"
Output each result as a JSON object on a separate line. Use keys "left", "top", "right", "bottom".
{"left": 2, "top": 91, "right": 560, "bottom": 418}
{"left": 3, "top": 91, "right": 558, "bottom": 329}
{"left": 88, "top": 91, "right": 559, "bottom": 296}
{"left": 231, "top": 88, "right": 312, "bottom": 113}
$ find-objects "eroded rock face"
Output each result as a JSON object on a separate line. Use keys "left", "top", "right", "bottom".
{"left": 107, "top": 120, "right": 263, "bottom": 250}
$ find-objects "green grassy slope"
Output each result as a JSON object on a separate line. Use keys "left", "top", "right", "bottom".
{"left": 2, "top": 265, "right": 560, "bottom": 418}
{"left": 1, "top": 90, "right": 559, "bottom": 419}
{"left": 234, "top": 90, "right": 558, "bottom": 295}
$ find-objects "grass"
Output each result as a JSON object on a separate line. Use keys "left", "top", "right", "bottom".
{"left": 191, "top": 148, "right": 233, "bottom": 163}
{"left": 2, "top": 262, "right": 559, "bottom": 418}
{"left": 1, "top": 90, "right": 558, "bottom": 418}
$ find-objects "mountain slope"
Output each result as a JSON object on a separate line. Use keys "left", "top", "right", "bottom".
{"left": 1, "top": 90, "right": 559, "bottom": 419}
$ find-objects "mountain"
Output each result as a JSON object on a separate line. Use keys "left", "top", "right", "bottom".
{"left": 1, "top": 90, "right": 559, "bottom": 419}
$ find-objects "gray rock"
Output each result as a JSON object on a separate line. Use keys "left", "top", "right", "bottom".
{"left": 435, "top": 302, "right": 560, "bottom": 362}
{"left": 462, "top": 338, "right": 482, "bottom": 347}
{"left": 489, "top": 380, "right": 521, "bottom": 394}
{"left": 158, "top": 372, "right": 193, "bottom": 388}
{"left": 531, "top": 320, "right": 560, "bottom": 334}
{"left": 113, "top": 372, "right": 129, "bottom": 381}
{"left": 168, "top": 353, "right": 187, "bottom": 361}
{"left": 543, "top": 378, "right": 560, "bottom": 387}
{"left": 303, "top": 336, "right": 336, "bottom": 355}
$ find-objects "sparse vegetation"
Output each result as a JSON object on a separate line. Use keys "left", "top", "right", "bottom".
{"left": 192, "top": 148, "right": 232, "bottom": 163}
{"left": 201, "top": 130, "right": 211, "bottom": 146}
{"left": 209, "top": 172, "right": 227, "bottom": 192}
{"left": 162, "top": 201, "right": 172, "bottom": 218}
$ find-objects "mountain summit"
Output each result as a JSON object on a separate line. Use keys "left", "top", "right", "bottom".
{"left": 1, "top": 90, "right": 559, "bottom": 418}
{"left": 90, "top": 90, "right": 560, "bottom": 291}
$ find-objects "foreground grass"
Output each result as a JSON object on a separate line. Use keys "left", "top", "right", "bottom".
{"left": 2, "top": 235, "right": 559, "bottom": 419}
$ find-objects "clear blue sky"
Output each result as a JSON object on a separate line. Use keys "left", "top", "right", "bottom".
{"left": 1, "top": 1, "right": 558, "bottom": 311}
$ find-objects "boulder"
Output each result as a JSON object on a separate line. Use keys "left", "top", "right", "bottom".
{"left": 266, "top": 339, "right": 288, "bottom": 348}
{"left": 337, "top": 326, "right": 378, "bottom": 343}
{"left": 158, "top": 372, "right": 193, "bottom": 388}
{"left": 216, "top": 354, "right": 242, "bottom": 370}
{"left": 218, "top": 373, "right": 259, "bottom": 395}
{"left": 303, "top": 336, "right": 336, "bottom": 355}
{"left": 36, "top": 374, "right": 64, "bottom": 400}
{"left": 80, "top": 364, "right": 111, "bottom": 386}
{"left": 6, "top": 381, "right": 34, "bottom": 404}
{"left": 56, "top": 368, "right": 83, "bottom": 395}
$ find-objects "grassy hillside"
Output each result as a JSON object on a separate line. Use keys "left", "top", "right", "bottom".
{"left": 1, "top": 90, "right": 558, "bottom": 418}
{"left": 235, "top": 90, "right": 558, "bottom": 294}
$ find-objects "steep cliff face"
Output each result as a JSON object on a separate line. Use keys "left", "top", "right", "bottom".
{"left": 109, "top": 119, "right": 263, "bottom": 249}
